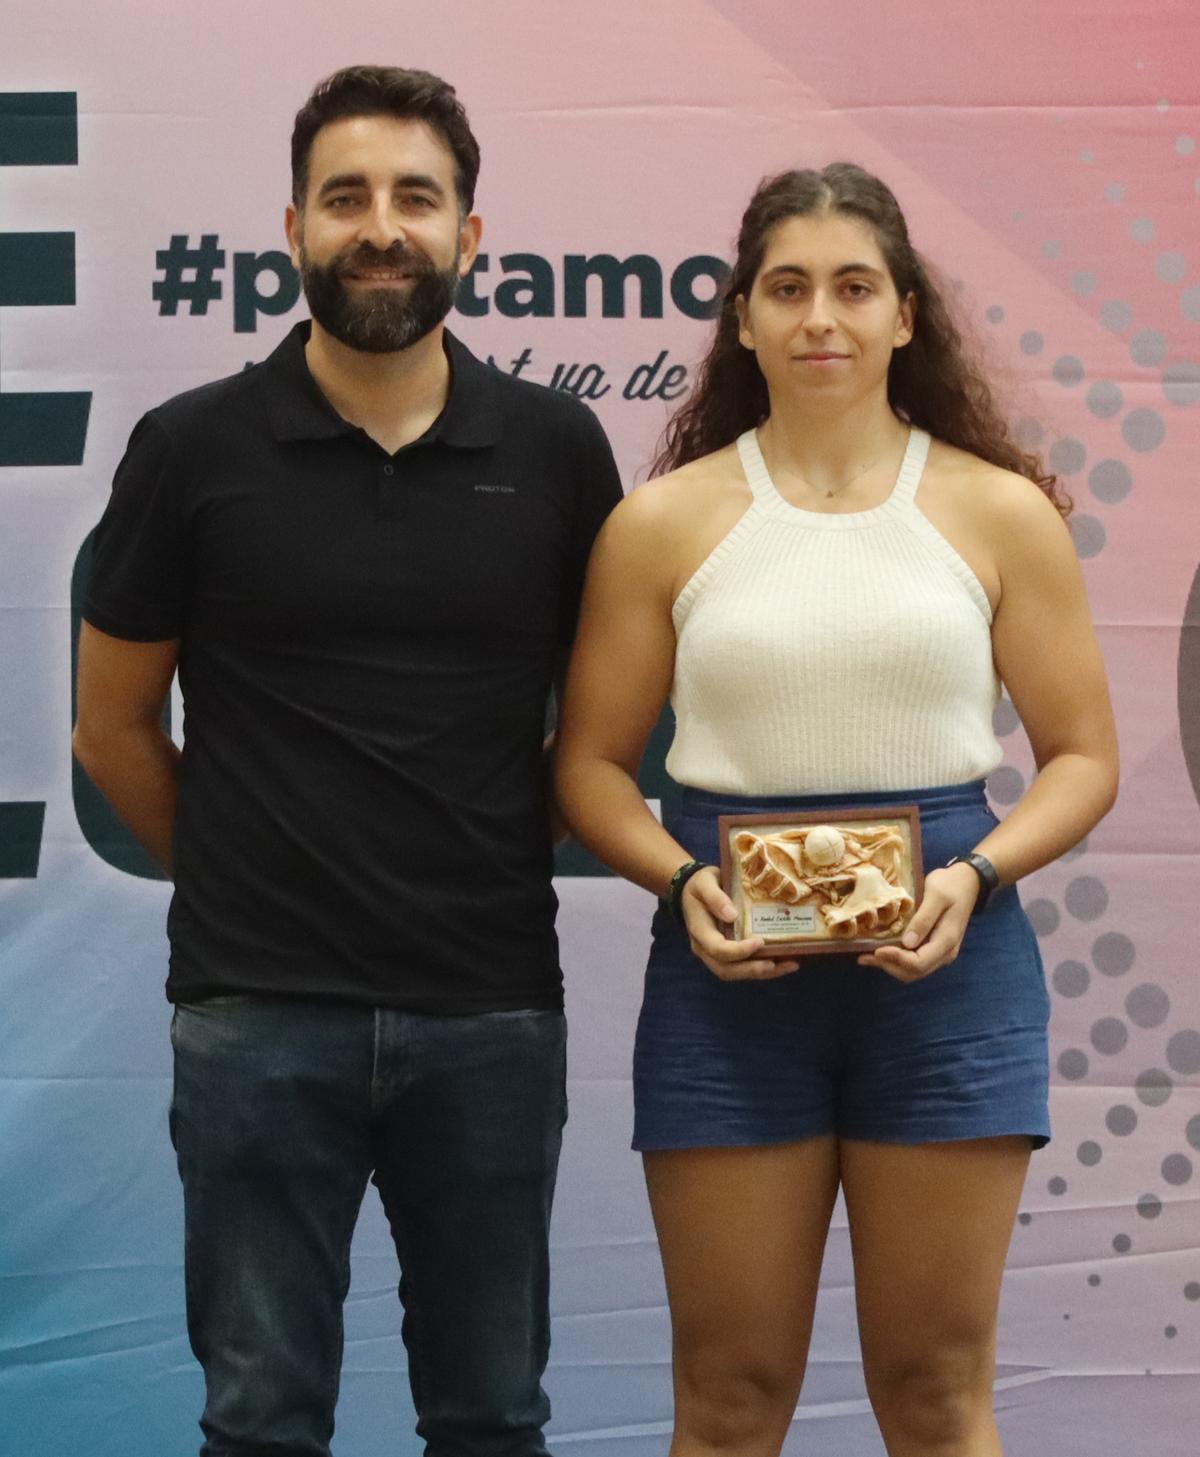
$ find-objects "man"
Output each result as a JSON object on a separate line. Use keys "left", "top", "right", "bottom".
{"left": 74, "top": 65, "right": 622, "bottom": 1457}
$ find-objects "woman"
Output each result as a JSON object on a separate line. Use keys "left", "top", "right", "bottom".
{"left": 553, "top": 164, "right": 1118, "bottom": 1457}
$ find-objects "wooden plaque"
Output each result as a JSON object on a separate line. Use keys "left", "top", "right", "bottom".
{"left": 717, "top": 805, "right": 924, "bottom": 957}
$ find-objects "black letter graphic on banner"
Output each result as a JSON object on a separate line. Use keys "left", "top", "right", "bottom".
{"left": 0, "top": 92, "right": 88, "bottom": 877}
{"left": 0, "top": 93, "right": 91, "bottom": 467}
{"left": 233, "top": 250, "right": 301, "bottom": 333}
{"left": 563, "top": 255, "right": 663, "bottom": 318}
{"left": 1178, "top": 564, "right": 1200, "bottom": 811}
{"left": 495, "top": 253, "right": 555, "bottom": 318}
{"left": 670, "top": 255, "right": 730, "bottom": 321}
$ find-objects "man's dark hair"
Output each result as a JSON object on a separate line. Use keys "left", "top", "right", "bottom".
{"left": 291, "top": 65, "right": 481, "bottom": 214}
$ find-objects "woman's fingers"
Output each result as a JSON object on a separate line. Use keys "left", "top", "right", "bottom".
{"left": 857, "top": 866, "right": 978, "bottom": 981}
{"left": 679, "top": 873, "right": 799, "bottom": 979}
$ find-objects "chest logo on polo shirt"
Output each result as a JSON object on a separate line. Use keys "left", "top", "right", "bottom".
{"left": 474, "top": 483, "right": 516, "bottom": 494}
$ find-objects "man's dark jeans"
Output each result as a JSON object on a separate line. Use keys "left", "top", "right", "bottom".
{"left": 169, "top": 995, "right": 567, "bottom": 1457}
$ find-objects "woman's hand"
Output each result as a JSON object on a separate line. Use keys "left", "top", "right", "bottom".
{"left": 856, "top": 862, "right": 981, "bottom": 982}
{"left": 680, "top": 868, "right": 800, "bottom": 980}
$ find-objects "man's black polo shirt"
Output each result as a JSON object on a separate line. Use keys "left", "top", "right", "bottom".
{"left": 83, "top": 322, "right": 622, "bottom": 1012}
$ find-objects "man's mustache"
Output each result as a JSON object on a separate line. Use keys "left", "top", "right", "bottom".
{"left": 334, "top": 243, "right": 430, "bottom": 276}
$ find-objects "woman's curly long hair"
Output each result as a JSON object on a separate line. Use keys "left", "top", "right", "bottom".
{"left": 652, "top": 163, "right": 1068, "bottom": 514}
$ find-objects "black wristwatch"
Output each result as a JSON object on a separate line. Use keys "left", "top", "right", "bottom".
{"left": 944, "top": 852, "right": 1000, "bottom": 914}
{"left": 664, "top": 859, "right": 710, "bottom": 922}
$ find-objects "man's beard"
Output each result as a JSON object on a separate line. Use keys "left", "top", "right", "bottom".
{"left": 299, "top": 240, "right": 460, "bottom": 354}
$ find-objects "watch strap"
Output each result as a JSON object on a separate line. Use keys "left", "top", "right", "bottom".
{"left": 665, "top": 859, "right": 710, "bottom": 922}
{"left": 945, "top": 852, "right": 999, "bottom": 914}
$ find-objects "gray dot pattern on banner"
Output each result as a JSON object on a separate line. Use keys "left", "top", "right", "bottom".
{"left": 1100, "top": 300, "right": 1132, "bottom": 332}
{"left": 1053, "top": 959, "right": 1090, "bottom": 997}
{"left": 1066, "top": 876, "right": 1108, "bottom": 920}
{"left": 987, "top": 304, "right": 1005, "bottom": 323}
{"left": 1027, "top": 899, "right": 1060, "bottom": 937}
{"left": 1178, "top": 135, "right": 1197, "bottom": 156}
{"left": 1018, "top": 1212, "right": 1032, "bottom": 1226}
{"left": 1126, "top": 983, "right": 1170, "bottom": 1028}
{"left": 1087, "top": 381, "right": 1123, "bottom": 418}
{"left": 992, "top": 698, "right": 1020, "bottom": 736}
{"left": 987, "top": 766, "right": 1024, "bottom": 804}
{"left": 1069, "top": 515, "right": 1106, "bottom": 559}
{"left": 1053, "top": 356, "right": 1084, "bottom": 388}
{"left": 1091, "top": 1017, "right": 1128, "bottom": 1056}
{"left": 1136, "top": 1069, "right": 1173, "bottom": 1107}
{"left": 1050, "top": 437, "right": 1087, "bottom": 475}
{"left": 1107, "top": 1104, "right": 1137, "bottom": 1136}
{"left": 1122, "top": 408, "right": 1166, "bottom": 452}
{"left": 1156, "top": 251, "right": 1187, "bottom": 284}
{"left": 1059, "top": 1048, "right": 1089, "bottom": 1080}
{"left": 1090, "top": 459, "right": 1132, "bottom": 504}
{"left": 1131, "top": 329, "right": 1166, "bottom": 366}
{"left": 1167, "top": 1029, "right": 1200, "bottom": 1074}
{"left": 1163, "top": 362, "right": 1200, "bottom": 407}
{"left": 1088, "top": 1273, "right": 1101, "bottom": 1286}
{"left": 1033, "top": 162, "right": 1200, "bottom": 1268}
{"left": 1093, "top": 932, "right": 1134, "bottom": 976}
{"left": 1185, "top": 1282, "right": 1200, "bottom": 1301}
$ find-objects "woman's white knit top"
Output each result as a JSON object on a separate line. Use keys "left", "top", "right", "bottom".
{"left": 666, "top": 427, "right": 1003, "bottom": 795}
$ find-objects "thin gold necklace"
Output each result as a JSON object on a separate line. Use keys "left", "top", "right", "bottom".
{"left": 762, "top": 434, "right": 890, "bottom": 499}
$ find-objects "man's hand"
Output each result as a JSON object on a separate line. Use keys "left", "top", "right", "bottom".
{"left": 856, "top": 861, "right": 981, "bottom": 982}
{"left": 680, "top": 867, "right": 800, "bottom": 981}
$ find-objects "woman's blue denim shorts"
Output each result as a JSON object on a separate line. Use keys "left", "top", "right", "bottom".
{"left": 632, "top": 780, "right": 1051, "bottom": 1151}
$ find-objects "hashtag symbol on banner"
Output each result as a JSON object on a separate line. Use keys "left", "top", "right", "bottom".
{"left": 152, "top": 233, "right": 225, "bottom": 315}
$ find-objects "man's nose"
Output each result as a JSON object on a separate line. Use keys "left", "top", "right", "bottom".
{"left": 357, "top": 197, "right": 405, "bottom": 251}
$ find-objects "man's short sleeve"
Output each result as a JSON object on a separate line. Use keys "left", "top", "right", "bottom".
{"left": 560, "top": 403, "right": 624, "bottom": 644}
{"left": 83, "top": 413, "right": 189, "bottom": 641}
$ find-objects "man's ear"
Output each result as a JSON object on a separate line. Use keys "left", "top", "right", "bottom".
{"left": 458, "top": 213, "right": 483, "bottom": 277}
{"left": 285, "top": 203, "right": 302, "bottom": 271}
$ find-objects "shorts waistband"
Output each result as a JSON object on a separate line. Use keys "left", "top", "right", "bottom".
{"left": 677, "top": 778, "right": 989, "bottom": 817}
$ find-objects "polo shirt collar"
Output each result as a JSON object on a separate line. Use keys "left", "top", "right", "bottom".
{"left": 259, "top": 320, "right": 502, "bottom": 449}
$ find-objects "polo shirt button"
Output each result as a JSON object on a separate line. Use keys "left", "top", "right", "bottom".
{"left": 383, "top": 463, "right": 395, "bottom": 476}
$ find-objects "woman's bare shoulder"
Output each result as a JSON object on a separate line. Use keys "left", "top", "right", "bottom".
{"left": 925, "top": 439, "right": 1065, "bottom": 531}
{"left": 608, "top": 443, "right": 746, "bottom": 531}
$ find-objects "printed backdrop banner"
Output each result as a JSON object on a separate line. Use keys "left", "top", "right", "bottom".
{"left": 2, "top": 2, "right": 1199, "bottom": 1453}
